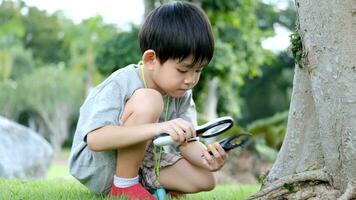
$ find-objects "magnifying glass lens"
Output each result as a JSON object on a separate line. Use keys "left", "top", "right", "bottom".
{"left": 201, "top": 123, "right": 231, "bottom": 137}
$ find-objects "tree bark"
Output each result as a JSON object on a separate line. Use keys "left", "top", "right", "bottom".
{"left": 38, "top": 103, "right": 70, "bottom": 152}
{"left": 202, "top": 77, "right": 219, "bottom": 121}
{"left": 144, "top": 0, "right": 156, "bottom": 17}
{"left": 250, "top": 0, "right": 356, "bottom": 199}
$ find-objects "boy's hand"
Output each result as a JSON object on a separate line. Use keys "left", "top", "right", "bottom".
{"left": 158, "top": 118, "right": 196, "bottom": 145}
{"left": 201, "top": 142, "right": 228, "bottom": 171}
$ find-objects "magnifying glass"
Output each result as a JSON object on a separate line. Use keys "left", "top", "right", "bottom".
{"left": 153, "top": 116, "right": 234, "bottom": 147}
{"left": 208, "top": 133, "right": 251, "bottom": 155}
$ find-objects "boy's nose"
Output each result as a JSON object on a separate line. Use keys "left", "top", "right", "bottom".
{"left": 184, "top": 73, "right": 196, "bottom": 85}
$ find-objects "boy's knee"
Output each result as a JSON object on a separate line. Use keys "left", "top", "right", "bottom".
{"left": 196, "top": 172, "right": 216, "bottom": 192}
{"left": 129, "top": 88, "right": 164, "bottom": 118}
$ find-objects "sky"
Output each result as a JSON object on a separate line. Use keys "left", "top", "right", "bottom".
{"left": 20, "top": 0, "right": 291, "bottom": 52}
{"left": 23, "top": 0, "right": 144, "bottom": 29}
{"left": 262, "top": 24, "right": 292, "bottom": 52}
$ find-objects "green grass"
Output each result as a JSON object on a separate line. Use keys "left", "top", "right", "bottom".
{"left": 184, "top": 184, "right": 260, "bottom": 200}
{"left": 0, "top": 178, "right": 123, "bottom": 200}
{"left": 1, "top": 149, "right": 259, "bottom": 199}
{"left": 46, "top": 164, "right": 72, "bottom": 180}
{"left": 0, "top": 178, "right": 259, "bottom": 200}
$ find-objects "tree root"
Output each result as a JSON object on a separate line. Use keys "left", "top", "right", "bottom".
{"left": 247, "top": 169, "right": 329, "bottom": 200}
{"left": 338, "top": 183, "right": 356, "bottom": 200}
{"left": 285, "top": 183, "right": 340, "bottom": 200}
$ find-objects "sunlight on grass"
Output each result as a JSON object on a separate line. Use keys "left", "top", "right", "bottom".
{"left": 46, "top": 165, "right": 73, "bottom": 180}
{"left": 185, "top": 184, "right": 260, "bottom": 200}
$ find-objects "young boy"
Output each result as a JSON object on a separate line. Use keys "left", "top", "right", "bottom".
{"left": 69, "top": 1, "right": 228, "bottom": 199}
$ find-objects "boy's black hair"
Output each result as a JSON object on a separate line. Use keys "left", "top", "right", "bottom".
{"left": 139, "top": 1, "right": 214, "bottom": 67}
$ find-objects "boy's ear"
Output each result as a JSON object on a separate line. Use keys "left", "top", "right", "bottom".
{"left": 142, "top": 50, "right": 157, "bottom": 69}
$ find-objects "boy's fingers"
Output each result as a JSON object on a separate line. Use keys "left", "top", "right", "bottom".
{"left": 173, "top": 120, "right": 188, "bottom": 140}
{"left": 168, "top": 128, "right": 179, "bottom": 142}
{"left": 202, "top": 148, "right": 213, "bottom": 163}
{"left": 208, "top": 144, "right": 223, "bottom": 164}
{"left": 177, "top": 118, "right": 195, "bottom": 138}
{"left": 214, "top": 143, "right": 228, "bottom": 159}
{"left": 171, "top": 122, "right": 186, "bottom": 143}
{"left": 165, "top": 124, "right": 179, "bottom": 142}
{"left": 189, "top": 123, "right": 196, "bottom": 138}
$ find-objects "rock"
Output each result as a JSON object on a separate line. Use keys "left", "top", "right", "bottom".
{"left": 0, "top": 116, "right": 54, "bottom": 178}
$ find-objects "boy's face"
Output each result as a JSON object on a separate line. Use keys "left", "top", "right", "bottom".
{"left": 152, "top": 56, "right": 204, "bottom": 97}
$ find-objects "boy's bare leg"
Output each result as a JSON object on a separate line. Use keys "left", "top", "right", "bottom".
{"left": 115, "top": 89, "right": 163, "bottom": 178}
{"left": 158, "top": 158, "right": 216, "bottom": 193}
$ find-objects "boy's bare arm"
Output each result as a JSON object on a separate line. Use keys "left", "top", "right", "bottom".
{"left": 87, "top": 118, "right": 195, "bottom": 152}
{"left": 179, "top": 141, "right": 210, "bottom": 168}
{"left": 87, "top": 124, "right": 159, "bottom": 151}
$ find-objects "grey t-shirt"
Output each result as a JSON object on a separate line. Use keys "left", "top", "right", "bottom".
{"left": 68, "top": 64, "right": 197, "bottom": 194}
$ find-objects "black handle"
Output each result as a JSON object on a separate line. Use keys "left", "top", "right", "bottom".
{"left": 208, "top": 133, "right": 251, "bottom": 155}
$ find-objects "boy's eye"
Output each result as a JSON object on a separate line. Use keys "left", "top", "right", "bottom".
{"left": 177, "top": 69, "right": 188, "bottom": 73}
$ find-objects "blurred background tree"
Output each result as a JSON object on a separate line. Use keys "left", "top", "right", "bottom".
{"left": 0, "top": 0, "right": 296, "bottom": 161}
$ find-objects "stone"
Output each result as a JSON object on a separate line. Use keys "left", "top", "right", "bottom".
{"left": 0, "top": 115, "right": 54, "bottom": 178}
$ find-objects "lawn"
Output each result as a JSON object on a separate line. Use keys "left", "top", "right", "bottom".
{"left": 0, "top": 149, "right": 260, "bottom": 200}
{"left": 0, "top": 178, "right": 259, "bottom": 200}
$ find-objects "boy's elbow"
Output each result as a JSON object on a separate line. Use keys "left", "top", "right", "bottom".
{"left": 86, "top": 132, "right": 103, "bottom": 152}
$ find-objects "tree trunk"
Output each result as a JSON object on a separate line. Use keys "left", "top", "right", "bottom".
{"left": 144, "top": 0, "right": 156, "bottom": 17}
{"left": 250, "top": 0, "right": 356, "bottom": 199}
{"left": 202, "top": 77, "right": 219, "bottom": 121}
{"left": 38, "top": 103, "right": 70, "bottom": 152}
{"left": 85, "top": 52, "right": 94, "bottom": 96}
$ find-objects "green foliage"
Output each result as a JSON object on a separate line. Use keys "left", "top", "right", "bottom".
{"left": 193, "top": 0, "right": 273, "bottom": 119}
{"left": 255, "top": 142, "right": 279, "bottom": 162}
{"left": 67, "top": 16, "right": 117, "bottom": 66}
{"left": 0, "top": 1, "right": 31, "bottom": 81}
{"left": 0, "top": 43, "right": 34, "bottom": 81}
{"left": 258, "top": 170, "right": 269, "bottom": 187}
{"left": 0, "top": 65, "right": 85, "bottom": 149}
{"left": 95, "top": 26, "right": 141, "bottom": 76}
{"left": 19, "top": 66, "right": 83, "bottom": 113}
{"left": 65, "top": 16, "right": 117, "bottom": 85}
{"left": 239, "top": 52, "right": 294, "bottom": 125}
{"left": 22, "top": 6, "right": 69, "bottom": 65}
{"left": 7, "top": 45, "right": 35, "bottom": 79}
{"left": 0, "top": 1, "right": 25, "bottom": 47}
{"left": 247, "top": 111, "right": 288, "bottom": 150}
{"left": 0, "top": 66, "right": 84, "bottom": 123}
{"left": 283, "top": 183, "right": 295, "bottom": 192}
{"left": 255, "top": 0, "right": 296, "bottom": 31}
{"left": 0, "top": 49, "right": 12, "bottom": 80}
{"left": 246, "top": 111, "right": 288, "bottom": 161}
{"left": 0, "top": 0, "right": 297, "bottom": 151}
{"left": 290, "top": 32, "right": 305, "bottom": 68}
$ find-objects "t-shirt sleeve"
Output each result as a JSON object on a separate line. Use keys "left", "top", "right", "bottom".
{"left": 79, "top": 81, "right": 123, "bottom": 142}
{"left": 177, "top": 90, "right": 198, "bottom": 127}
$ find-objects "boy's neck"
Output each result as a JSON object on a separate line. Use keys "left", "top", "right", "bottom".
{"left": 140, "top": 66, "right": 166, "bottom": 95}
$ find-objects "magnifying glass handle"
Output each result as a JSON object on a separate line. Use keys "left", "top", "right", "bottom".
{"left": 208, "top": 133, "right": 250, "bottom": 155}
{"left": 153, "top": 135, "right": 175, "bottom": 146}
{"left": 153, "top": 135, "right": 199, "bottom": 146}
